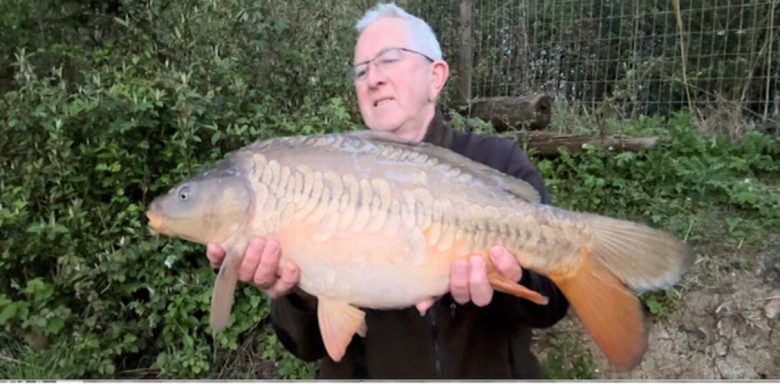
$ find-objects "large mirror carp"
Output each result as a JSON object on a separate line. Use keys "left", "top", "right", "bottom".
{"left": 146, "top": 131, "right": 694, "bottom": 370}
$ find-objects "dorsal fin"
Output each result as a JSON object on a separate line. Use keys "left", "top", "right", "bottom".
{"left": 344, "top": 130, "right": 541, "bottom": 204}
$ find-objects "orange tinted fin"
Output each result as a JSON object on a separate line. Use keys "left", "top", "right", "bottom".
{"left": 551, "top": 256, "right": 648, "bottom": 371}
{"left": 586, "top": 213, "right": 695, "bottom": 292}
{"left": 485, "top": 257, "right": 549, "bottom": 305}
{"left": 317, "top": 298, "right": 367, "bottom": 362}
{"left": 210, "top": 248, "right": 242, "bottom": 333}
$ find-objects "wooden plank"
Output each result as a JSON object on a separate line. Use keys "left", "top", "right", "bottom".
{"left": 499, "top": 131, "right": 659, "bottom": 156}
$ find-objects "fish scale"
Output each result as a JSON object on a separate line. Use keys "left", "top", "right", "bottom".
{"left": 147, "top": 130, "right": 694, "bottom": 371}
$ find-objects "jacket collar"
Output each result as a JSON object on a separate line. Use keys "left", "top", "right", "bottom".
{"left": 422, "top": 107, "right": 454, "bottom": 148}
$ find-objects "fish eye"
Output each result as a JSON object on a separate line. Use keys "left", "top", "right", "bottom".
{"left": 178, "top": 186, "right": 191, "bottom": 201}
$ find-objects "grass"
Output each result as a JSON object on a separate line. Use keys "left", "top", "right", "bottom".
{"left": 538, "top": 331, "right": 598, "bottom": 379}
{"left": 210, "top": 321, "right": 316, "bottom": 380}
{"left": 0, "top": 336, "right": 80, "bottom": 379}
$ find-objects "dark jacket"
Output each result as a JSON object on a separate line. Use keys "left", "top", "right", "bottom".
{"left": 270, "top": 111, "right": 569, "bottom": 379}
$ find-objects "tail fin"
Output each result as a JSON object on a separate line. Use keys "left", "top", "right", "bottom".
{"left": 550, "top": 214, "right": 694, "bottom": 370}
{"left": 585, "top": 214, "right": 695, "bottom": 292}
{"left": 551, "top": 257, "right": 648, "bottom": 371}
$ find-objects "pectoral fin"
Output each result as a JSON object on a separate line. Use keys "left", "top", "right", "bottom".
{"left": 317, "top": 298, "right": 367, "bottom": 362}
{"left": 485, "top": 256, "right": 549, "bottom": 305}
{"left": 210, "top": 248, "right": 242, "bottom": 333}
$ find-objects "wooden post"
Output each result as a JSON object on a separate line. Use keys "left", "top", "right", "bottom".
{"left": 459, "top": 0, "right": 473, "bottom": 103}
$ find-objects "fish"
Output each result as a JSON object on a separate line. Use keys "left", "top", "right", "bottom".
{"left": 145, "top": 130, "right": 694, "bottom": 371}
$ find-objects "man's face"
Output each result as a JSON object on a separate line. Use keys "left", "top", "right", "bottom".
{"left": 353, "top": 18, "right": 435, "bottom": 141}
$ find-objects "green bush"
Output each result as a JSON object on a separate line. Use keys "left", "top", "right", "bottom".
{"left": 0, "top": 0, "right": 359, "bottom": 378}
{"left": 535, "top": 111, "right": 780, "bottom": 243}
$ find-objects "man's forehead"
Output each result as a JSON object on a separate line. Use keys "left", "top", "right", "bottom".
{"left": 354, "top": 18, "right": 411, "bottom": 61}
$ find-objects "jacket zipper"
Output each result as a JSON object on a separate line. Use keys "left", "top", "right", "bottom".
{"left": 428, "top": 306, "right": 443, "bottom": 377}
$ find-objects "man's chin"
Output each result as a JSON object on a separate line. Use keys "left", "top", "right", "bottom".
{"left": 367, "top": 122, "right": 402, "bottom": 134}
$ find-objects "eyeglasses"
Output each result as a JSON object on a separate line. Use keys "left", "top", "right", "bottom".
{"left": 352, "top": 47, "right": 434, "bottom": 82}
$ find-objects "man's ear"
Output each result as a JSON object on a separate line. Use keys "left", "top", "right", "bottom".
{"left": 429, "top": 60, "right": 450, "bottom": 101}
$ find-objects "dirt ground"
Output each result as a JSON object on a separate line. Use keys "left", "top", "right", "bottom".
{"left": 533, "top": 234, "right": 780, "bottom": 379}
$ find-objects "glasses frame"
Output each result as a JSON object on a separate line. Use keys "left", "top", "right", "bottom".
{"left": 352, "top": 47, "right": 435, "bottom": 82}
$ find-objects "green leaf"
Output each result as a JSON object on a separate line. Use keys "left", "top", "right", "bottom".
{"left": 0, "top": 303, "right": 18, "bottom": 325}
{"left": 646, "top": 298, "right": 665, "bottom": 316}
{"left": 26, "top": 223, "right": 45, "bottom": 234}
{"left": 46, "top": 318, "right": 65, "bottom": 335}
{"left": 113, "top": 17, "right": 129, "bottom": 28}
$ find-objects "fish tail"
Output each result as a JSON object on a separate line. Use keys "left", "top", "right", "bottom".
{"left": 585, "top": 214, "right": 695, "bottom": 292}
{"left": 210, "top": 249, "right": 242, "bottom": 333}
{"left": 549, "top": 214, "right": 694, "bottom": 370}
{"left": 550, "top": 256, "right": 648, "bottom": 371}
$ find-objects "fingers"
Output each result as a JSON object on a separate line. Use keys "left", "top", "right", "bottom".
{"left": 489, "top": 246, "right": 523, "bottom": 282}
{"left": 266, "top": 262, "right": 300, "bottom": 299}
{"left": 450, "top": 260, "right": 470, "bottom": 304}
{"left": 468, "top": 256, "right": 493, "bottom": 307}
{"left": 238, "top": 237, "right": 266, "bottom": 283}
{"left": 252, "top": 238, "right": 282, "bottom": 289}
{"left": 206, "top": 243, "right": 226, "bottom": 268}
{"left": 450, "top": 256, "right": 495, "bottom": 307}
{"left": 213, "top": 236, "right": 299, "bottom": 298}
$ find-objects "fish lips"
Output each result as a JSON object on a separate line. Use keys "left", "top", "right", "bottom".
{"left": 145, "top": 202, "right": 169, "bottom": 235}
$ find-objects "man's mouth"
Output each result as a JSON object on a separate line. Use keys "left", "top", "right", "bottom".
{"left": 374, "top": 97, "right": 393, "bottom": 107}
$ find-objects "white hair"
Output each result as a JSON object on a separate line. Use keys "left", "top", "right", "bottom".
{"left": 355, "top": 3, "right": 443, "bottom": 61}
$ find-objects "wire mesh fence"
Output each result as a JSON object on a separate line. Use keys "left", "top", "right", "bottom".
{"left": 407, "top": 0, "right": 779, "bottom": 123}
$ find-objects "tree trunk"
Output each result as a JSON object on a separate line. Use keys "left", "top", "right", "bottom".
{"left": 468, "top": 94, "right": 552, "bottom": 131}
{"left": 499, "top": 131, "right": 659, "bottom": 156}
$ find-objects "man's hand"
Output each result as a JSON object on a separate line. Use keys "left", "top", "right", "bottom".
{"left": 415, "top": 245, "right": 522, "bottom": 315}
{"left": 206, "top": 237, "right": 300, "bottom": 299}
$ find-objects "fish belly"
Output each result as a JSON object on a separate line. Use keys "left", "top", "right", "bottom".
{"left": 276, "top": 217, "right": 453, "bottom": 309}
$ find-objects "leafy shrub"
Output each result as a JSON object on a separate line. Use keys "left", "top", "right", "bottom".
{"left": 1, "top": 0, "right": 357, "bottom": 378}
{"left": 535, "top": 111, "right": 780, "bottom": 243}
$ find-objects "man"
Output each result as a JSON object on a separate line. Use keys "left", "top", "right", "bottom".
{"left": 207, "top": 3, "right": 568, "bottom": 379}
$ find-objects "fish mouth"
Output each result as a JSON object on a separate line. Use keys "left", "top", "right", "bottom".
{"left": 145, "top": 209, "right": 167, "bottom": 234}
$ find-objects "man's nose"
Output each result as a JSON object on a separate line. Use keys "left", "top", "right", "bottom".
{"left": 365, "top": 62, "right": 387, "bottom": 87}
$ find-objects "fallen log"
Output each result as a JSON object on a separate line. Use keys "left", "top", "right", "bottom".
{"left": 468, "top": 94, "right": 552, "bottom": 131}
{"left": 499, "top": 131, "right": 659, "bottom": 156}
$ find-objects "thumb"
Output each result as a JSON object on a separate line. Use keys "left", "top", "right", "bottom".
{"left": 206, "top": 243, "right": 226, "bottom": 268}
{"left": 489, "top": 246, "right": 522, "bottom": 282}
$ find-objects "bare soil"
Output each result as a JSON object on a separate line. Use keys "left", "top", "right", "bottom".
{"left": 533, "top": 234, "right": 780, "bottom": 379}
